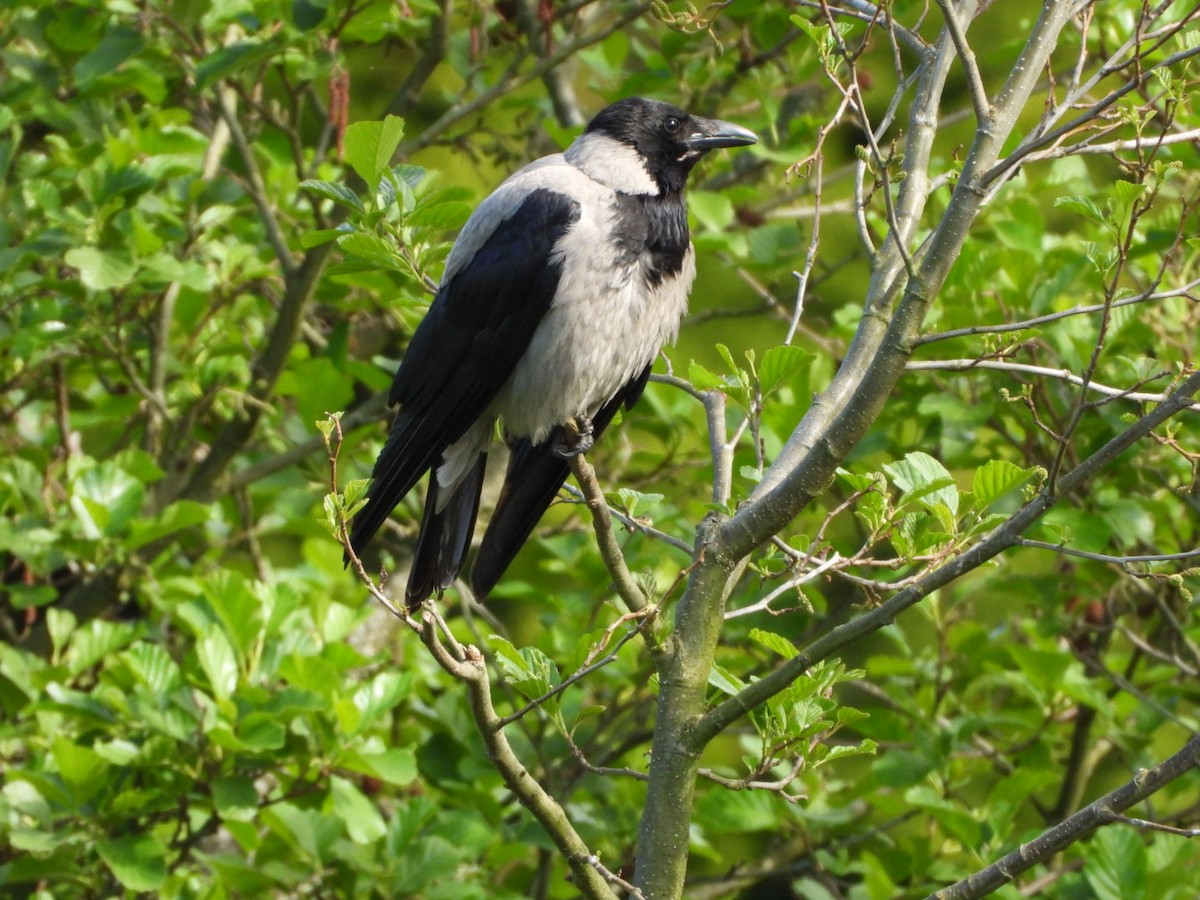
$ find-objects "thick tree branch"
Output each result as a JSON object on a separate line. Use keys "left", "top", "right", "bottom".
{"left": 927, "top": 732, "right": 1200, "bottom": 899}
{"left": 629, "top": 7, "right": 1110, "bottom": 897}
{"left": 633, "top": 514, "right": 741, "bottom": 898}
{"left": 752, "top": 4, "right": 969, "bottom": 498}
{"left": 692, "top": 367, "right": 1200, "bottom": 747}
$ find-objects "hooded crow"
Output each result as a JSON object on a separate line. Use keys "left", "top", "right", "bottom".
{"left": 348, "top": 97, "right": 756, "bottom": 607}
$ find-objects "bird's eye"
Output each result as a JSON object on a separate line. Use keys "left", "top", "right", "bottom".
{"left": 663, "top": 116, "right": 681, "bottom": 134}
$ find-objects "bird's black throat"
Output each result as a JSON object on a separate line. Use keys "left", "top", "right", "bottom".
{"left": 612, "top": 190, "right": 690, "bottom": 289}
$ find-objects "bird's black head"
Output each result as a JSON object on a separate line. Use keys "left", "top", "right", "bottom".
{"left": 581, "top": 97, "right": 757, "bottom": 195}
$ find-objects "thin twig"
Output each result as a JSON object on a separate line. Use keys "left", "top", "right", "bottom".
{"left": 933, "top": 0, "right": 991, "bottom": 122}
{"left": 558, "top": 483, "right": 693, "bottom": 554}
{"left": 1017, "top": 540, "right": 1200, "bottom": 566}
{"left": 915, "top": 278, "right": 1200, "bottom": 345}
{"left": 496, "top": 623, "right": 647, "bottom": 728}
{"left": 904, "top": 359, "right": 1200, "bottom": 411}
{"left": 211, "top": 89, "right": 297, "bottom": 283}
{"left": 725, "top": 553, "right": 843, "bottom": 620}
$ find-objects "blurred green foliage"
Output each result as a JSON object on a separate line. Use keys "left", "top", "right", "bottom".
{"left": 2, "top": 0, "right": 1198, "bottom": 897}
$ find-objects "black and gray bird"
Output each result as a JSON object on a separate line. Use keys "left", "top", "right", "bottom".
{"left": 348, "top": 97, "right": 756, "bottom": 606}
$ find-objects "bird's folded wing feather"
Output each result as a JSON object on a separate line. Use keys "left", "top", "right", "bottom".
{"left": 348, "top": 188, "right": 582, "bottom": 558}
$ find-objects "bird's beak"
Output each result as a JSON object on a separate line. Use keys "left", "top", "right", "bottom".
{"left": 684, "top": 117, "right": 758, "bottom": 151}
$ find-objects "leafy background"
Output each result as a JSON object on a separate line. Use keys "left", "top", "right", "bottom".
{"left": 2, "top": 0, "right": 1199, "bottom": 897}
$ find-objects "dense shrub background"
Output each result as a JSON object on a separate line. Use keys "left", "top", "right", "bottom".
{"left": 2, "top": 1, "right": 1198, "bottom": 897}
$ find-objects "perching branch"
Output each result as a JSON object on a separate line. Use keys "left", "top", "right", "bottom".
{"left": 568, "top": 453, "right": 654, "bottom": 618}
{"left": 415, "top": 615, "right": 621, "bottom": 900}
{"left": 326, "top": 418, "right": 620, "bottom": 900}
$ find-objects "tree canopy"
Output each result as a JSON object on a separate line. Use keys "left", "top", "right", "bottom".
{"left": 2, "top": 1, "right": 1199, "bottom": 898}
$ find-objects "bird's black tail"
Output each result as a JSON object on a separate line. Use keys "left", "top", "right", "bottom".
{"left": 407, "top": 453, "right": 487, "bottom": 608}
{"left": 471, "top": 439, "right": 570, "bottom": 599}
{"left": 470, "top": 365, "right": 653, "bottom": 599}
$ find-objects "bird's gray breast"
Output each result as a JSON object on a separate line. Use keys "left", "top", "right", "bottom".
{"left": 496, "top": 184, "right": 695, "bottom": 443}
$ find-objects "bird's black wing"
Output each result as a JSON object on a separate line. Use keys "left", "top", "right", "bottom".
{"left": 348, "top": 188, "right": 582, "bottom": 559}
{"left": 406, "top": 452, "right": 487, "bottom": 606}
{"left": 471, "top": 364, "right": 654, "bottom": 598}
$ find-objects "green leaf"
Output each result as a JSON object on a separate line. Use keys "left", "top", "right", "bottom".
{"left": 97, "top": 834, "right": 168, "bottom": 892}
{"left": 46, "top": 608, "right": 77, "bottom": 660}
{"left": 292, "top": 0, "right": 330, "bottom": 31}
{"left": 329, "top": 775, "right": 387, "bottom": 844}
{"left": 344, "top": 116, "right": 406, "bottom": 191}
{"left": 708, "top": 664, "right": 746, "bottom": 696}
{"left": 93, "top": 739, "right": 140, "bottom": 765}
{"left": 300, "top": 179, "right": 364, "bottom": 212}
{"left": 301, "top": 227, "right": 346, "bottom": 248}
{"left": 347, "top": 671, "right": 410, "bottom": 734}
{"left": 236, "top": 713, "right": 286, "bottom": 751}
{"left": 688, "top": 190, "right": 734, "bottom": 231}
{"left": 1007, "top": 644, "right": 1071, "bottom": 693}
{"left": 70, "top": 462, "right": 145, "bottom": 539}
{"left": 1055, "top": 194, "right": 1106, "bottom": 223}
{"left": 816, "top": 739, "right": 878, "bottom": 767}
{"left": 342, "top": 747, "right": 418, "bottom": 786}
{"left": 197, "top": 630, "right": 239, "bottom": 701}
{"left": 748, "top": 628, "right": 798, "bottom": 660}
{"left": 611, "top": 487, "right": 664, "bottom": 518}
{"left": 124, "top": 500, "right": 210, "bottom": 550}
{"left": 65, "top": 619, "right": 138, "bottom": 676}
{"left": 695, "top": 785, "right": 781, "bottom": 834}
{"left": 972, "top": 459, "right": 1042, "bottom": 511}
{"left": 336, "top": 230, "right": 404, "bottom": 270}
{"left": 195, "top": 38, "right": 285, "bottom": 90}
{"left": 904, "top": 785, "right": 981, "bottom": 848}
{"left": 212, "top": 775, "right": 259, "bottom": 822}
{"left": 74, "top": 26, "right": 143, "bottom": 87}
{"left": 121, "top": 643, "right": 182, "bottom": 693}
{"left": 406, "top": 200, "right": 473, "bottom": 229}
{"left": 51, "top": 736, "right": 109, "bottom": 787}
{"left": 1085, "top": 826, "right": 1148, "bottom": 900}
{"left": 64, "top": 247, "right": 136, "bottom": 291}
{"left": 758, "top": 345, "right": 812, "bottom": 397}
{"left": 687, "top": 359, "right": 725, "bottom": 392}
{"left": 489, "top": 635, "right": 561, "bottom": 701}
{"left": 262, "top": 803, "right": 330, "bottom": 863}
{"left": 884, "top": 451, "right": 959, "bottom": 515}
{"left": 8, "top": 828, "right": 62, "bottom": 854}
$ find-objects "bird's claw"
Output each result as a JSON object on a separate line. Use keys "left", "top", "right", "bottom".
{"left": 552, "top": 416, "right": 594, "bottom": 458}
